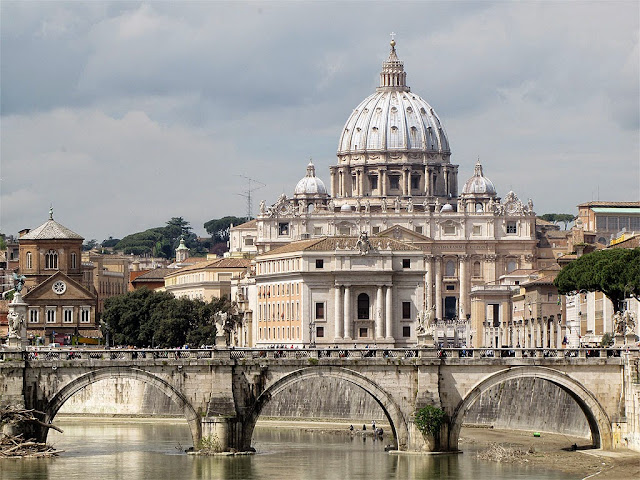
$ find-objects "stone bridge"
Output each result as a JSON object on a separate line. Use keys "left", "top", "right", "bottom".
{"left": 1, "top": 347, "right": 638, "bottom": 452}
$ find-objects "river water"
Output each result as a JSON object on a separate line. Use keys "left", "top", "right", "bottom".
{"left": 1, "top": 420, "right": 574, "bottom": 480}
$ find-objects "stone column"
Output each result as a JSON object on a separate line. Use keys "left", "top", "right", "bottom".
{"left": 425, "top": 255, "right": 434, "bottom": 310}
{"left": 376, "top": 286, "right": 384, "bottom": 340}
{"left": 380, "top": 168, "right": 387, "bottom": 197}
{"left": 459, "top": 255, "right": 468, "bottom": 318}
{"left": 401, "top": 168, "right": 408, "bottom": 196}
{"left": 444, "top": 168, "right": 450, "bottom": 197}
{"left": 330, "top": 169, "right": 336, "bottom": 198}
{"left": 556, "top": 318, "right": 563, "bottom": 348}
{"left": 424, "top": 166, "right": 430, "bottom": 196}
{"left": 435, "top": 256, "right": 442, "bottom": 320}
{"left": 548, "top": 317, "right": 555, "bottom": 348}
{"left": 334, "top": 285, "right": 343, "bottom": 340}
{"left": 385, "top": 285, "right": 393, "bottom": 342}
{"left": 542, "top": 317, "right": 548, "bottom": 348}
{"left": 358, "top": 168, "right": 365, "bottom": 196}
{"left": 343, "top": 286, "right": 351, "bottom": 340}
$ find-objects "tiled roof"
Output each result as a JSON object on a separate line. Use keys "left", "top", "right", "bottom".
{"left": 133, "top": 268, "right": 173, "bottom": 281}
{"left": 522, "top": 273, "right": 557, "bottom": 287}
{"left": 167, "top": 257, "right": 250, "bottom": 276}
{"left": 233, "top": 219, "right": 257, "bottom": 229}
{"left": 578, "top": 201, "right": 640, "bottom": 208}
{"left": 20, "top": 219, "right": 83, "bottom": 240}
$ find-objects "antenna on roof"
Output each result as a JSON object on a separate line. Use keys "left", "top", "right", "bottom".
{"left": 236, "top": 175, "right": 265, "bottom": 221}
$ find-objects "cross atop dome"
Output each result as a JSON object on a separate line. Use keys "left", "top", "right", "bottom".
{"left": 380, "top": 36, "right": 408, "bottom": 91}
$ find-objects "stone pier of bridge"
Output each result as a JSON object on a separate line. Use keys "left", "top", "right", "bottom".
{"left": 1, "top": 347, "right": 637, "bottom": 453}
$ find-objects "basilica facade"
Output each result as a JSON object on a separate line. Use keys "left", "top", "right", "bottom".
{"left": 230, "top": 40, "right": 537, "bottom": 348}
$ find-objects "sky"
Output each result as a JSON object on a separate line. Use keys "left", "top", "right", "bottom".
{"left": 1, "top": 1, "right": 638, "bottom": 242}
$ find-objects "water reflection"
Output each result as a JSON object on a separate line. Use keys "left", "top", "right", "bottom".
{"left": 0, "top": 420, "right": 572, "bottom": 480}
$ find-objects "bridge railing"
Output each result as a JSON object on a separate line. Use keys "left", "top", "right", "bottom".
{"left": 7, "top": 346, "right": 638, "bottom": 363}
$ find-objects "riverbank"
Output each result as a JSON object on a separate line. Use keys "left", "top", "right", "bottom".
{"left": 56, "top": 415, "right": 638, "bottom": 479}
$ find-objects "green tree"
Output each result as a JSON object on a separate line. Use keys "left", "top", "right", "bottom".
{"left": 83, "top": 239, "right": 99, "bottom": 251}
{"left": 101, "top": 237, "right": 120, "bottom": 248}
{"left": 554, "top": 248, "right": 640, "bottom": 312}
{"left": 539, "top": 213, "right": 575, "bottom": 230}
{"left": 204, "top": 216, "right": 247, "bottom": 242}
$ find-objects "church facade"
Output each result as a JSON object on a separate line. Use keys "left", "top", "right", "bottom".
{"left": 230, "top": 40, "right": 537, "bottom": 348}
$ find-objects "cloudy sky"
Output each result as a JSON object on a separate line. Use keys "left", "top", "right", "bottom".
{"left": 1, "top": 1, "right": 638, "bottom": 242}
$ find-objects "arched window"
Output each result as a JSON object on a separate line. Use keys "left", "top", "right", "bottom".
{"left": 473, "top": 261, "right": 481, "bottom": 277}
{"left": 26, "top": 252, "right": 32, "bottom": 269}
{"left": 475, "top": 202, "right": 483, "bottom": 213}
{"left": 357, "top": 293, "right": 370, "bottom": 319}
{"left": 45, "top": 249, "right": 58, "bottom": 269}
{"left": 71, "top": 252, "right": 77, "bottom": 269}
{"left": 445, "top": 260, "right": 455, "bottom": 277}
{"left": 507, "top": 260, "right": 517, "bottom": 273}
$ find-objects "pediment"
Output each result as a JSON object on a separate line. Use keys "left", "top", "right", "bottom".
{"left": 377, "top": 224, "right": 433, "bottom": 243}
{"left": 23, "top": 271, "right": 96, "bottom": 302}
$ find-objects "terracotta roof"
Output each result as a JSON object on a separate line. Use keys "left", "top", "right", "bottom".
{"left": 545, "top": 230, "right": 570, "bottom": 239}
{"left": 522, "top": 273, "right": 558, "bottom": 287}
{"left": 261, "top": 239, "right": 325, "bottom": 256}
{"left": 577, "top": 201, "right": 640, "bottom": 208}
{"left": 167, "top": 257, "right": 250, "bottom": 276}
{"left": 233, "top": 219, "right": 257, "bottom": 229}
{"left": 535, "top": 218, "right": 557, "bottom": 227}
{"left": 133, "top": 268, "right": 173, "bottom": 281}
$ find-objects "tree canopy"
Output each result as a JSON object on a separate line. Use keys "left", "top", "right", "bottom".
{"left": 539, "top": 213, "right": 576, "bottom": 230}
{"left": 554, "top": 248, "right": 640, "bottom": 311}
{"left": 101, "top": 288, "right": 240, "bottom": 347}
{"left": 113, "top": 217, "right": 206, "bottom": 258}
{"left": 204, "top": 216, "right": 247, "bottom": 242}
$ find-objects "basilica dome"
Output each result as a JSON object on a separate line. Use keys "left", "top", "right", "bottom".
{"left": 462, "top": 161, "right": 496, "bottom": 196}
{"left": 294, "top": 161, "right": 328, "bottom": 197}
{"left": 337, "top": 40, "right": 450, "bottom": 156}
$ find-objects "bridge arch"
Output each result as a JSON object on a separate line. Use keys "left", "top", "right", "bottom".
{"left": 449, "top": 366, "right": 612, "bottom": 450}
{"left": 242, "top": 366, "right": 412, "bottom": 451}
{"left": 42, "top": 367, "right": 201, "bottom": 446}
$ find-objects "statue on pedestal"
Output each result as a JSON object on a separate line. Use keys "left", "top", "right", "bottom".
{"left": 7, "top": 310, "right": 25, "bottom": 339}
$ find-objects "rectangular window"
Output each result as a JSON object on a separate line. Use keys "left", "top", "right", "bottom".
{"left": 389, "top": 176, "right": 400, "bottom": 190}
{"left": 316, "top": 259, "right": 324, "bottom": 269}
{"left": 315, "top": 302, "right": 325, "bottom": 320}
{"left": 339, "top": 226, "right": 350, "bottom": 235}
{"left": 414, "top": 226, "right": 423, "bottom": 234}
{"left": 369, "top": 175, "right": 378, "bottom": 190}
{"left": 606, "top": 216, "right": 618, "bottom": 231}
{"left": 402, "top": 301, "right": 411, "bottom": 319}
{"left": 316, "top": 326, "right": 324, "bottom": 338}
{"left": 444, "top": 224, "right": 456, "bottom": 235}
{"left": 29, "top": 309, "right": 39, "bottom": 324}
{"left": 596, "top": 216, "right": 607, "bottom": 230}
{"left": 372, "top": 226, "right": 380, "bottom": 234}
{"left": 403, "top": 326, "right": 411, "bottom": 338}
{"left": 402, "top": 258, "right": 411, "bottom": 268}
{"left": 81, "top": 308, "right": 91, "bottom": 323}
{"left": 446, "top": 285, "right": 455, "bottom": 291}
{"left": 473, "top": 225, "right": 482, "bottom": 236}
{"left": 314, "top": 227, "right": 323, "bottom": 235}
{"left": 411, "top": 175, "right": 420, "bottom": 190}
{"left": 359, "top": 327, "right": 368, "bottom": 338}
{"left": 63, "top": 308, "right": 73, "bottom": 323}
{"left": 506, "top": 221, "right": 517, "bottom": 234}
{"left": 630, "top": 216, "right": 640, "bottom": 230}
{"left": 278, "top": 223, "right": 289, "bottom": 235}
{"left": 71, "top": 252, "right": 77, "bottom": 269}
{"left": 46, "top": 308, "right": 56, "bottom": 323}
{"left": 244, "top": 237, "right": 254, "bottom": 246}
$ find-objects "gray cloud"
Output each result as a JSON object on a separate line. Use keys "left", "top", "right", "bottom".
{"left": 1, "top": 1, "right": 638, "bottom": 241}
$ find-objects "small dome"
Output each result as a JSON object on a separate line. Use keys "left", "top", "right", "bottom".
{"left": 340, "top": 204, "right": 353, "bottom": 212}
{"left": 462, "top": 161, "right": 496, "bottom": 196}
{"left": 441, "top": 204, "right": 454, "bottom": 213}
{"left": 294, "top": 161, "right": 328, "bottom": 197}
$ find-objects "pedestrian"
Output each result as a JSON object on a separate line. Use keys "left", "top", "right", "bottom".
{"left": 362, "top": 424, "right": 366, "bottom": 431}
{"left": 372, "top": 420, "right": 376, "bottom": 431}
{"left": 349, "top": 425, "right": 354, "bottom": 432}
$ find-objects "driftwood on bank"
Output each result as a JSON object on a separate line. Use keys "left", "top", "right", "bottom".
{"left": 0, "top": 407, "right": 64, "bottom": 458}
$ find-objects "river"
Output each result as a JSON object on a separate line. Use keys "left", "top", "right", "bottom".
{"left": 1, "top": 419, "right": 575, "bottom": 480}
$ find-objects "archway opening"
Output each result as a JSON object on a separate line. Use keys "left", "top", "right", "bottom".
{"left": 42, "top": 368, "right": 201, "bottom": 451}
{"left": 241, "top": 367, "right": 410, "bottom": 452}
{"left": 449, "top": 368, "right": 610, "bottom": 452}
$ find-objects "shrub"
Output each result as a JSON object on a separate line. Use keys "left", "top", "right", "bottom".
{"left": 414, "top": 405, "right": 445, "bottom": 437}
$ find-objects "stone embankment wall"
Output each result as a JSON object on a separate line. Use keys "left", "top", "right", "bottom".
{"left": 58, "top": 376, "right": 590, "bottom": 438}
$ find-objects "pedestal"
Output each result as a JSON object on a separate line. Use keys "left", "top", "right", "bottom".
{"left": 614, "top": 334, "right": 626, "bottom": 347}
{"left": 7, "top": 293, "right": 28, "bottom": 349}
{"left": 417, "top": 332, "right": 435, "bottom": 347}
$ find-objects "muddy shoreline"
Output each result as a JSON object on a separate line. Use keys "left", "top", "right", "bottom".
{"left": 56, "top": 415, "right": 639, "bottom": 479}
